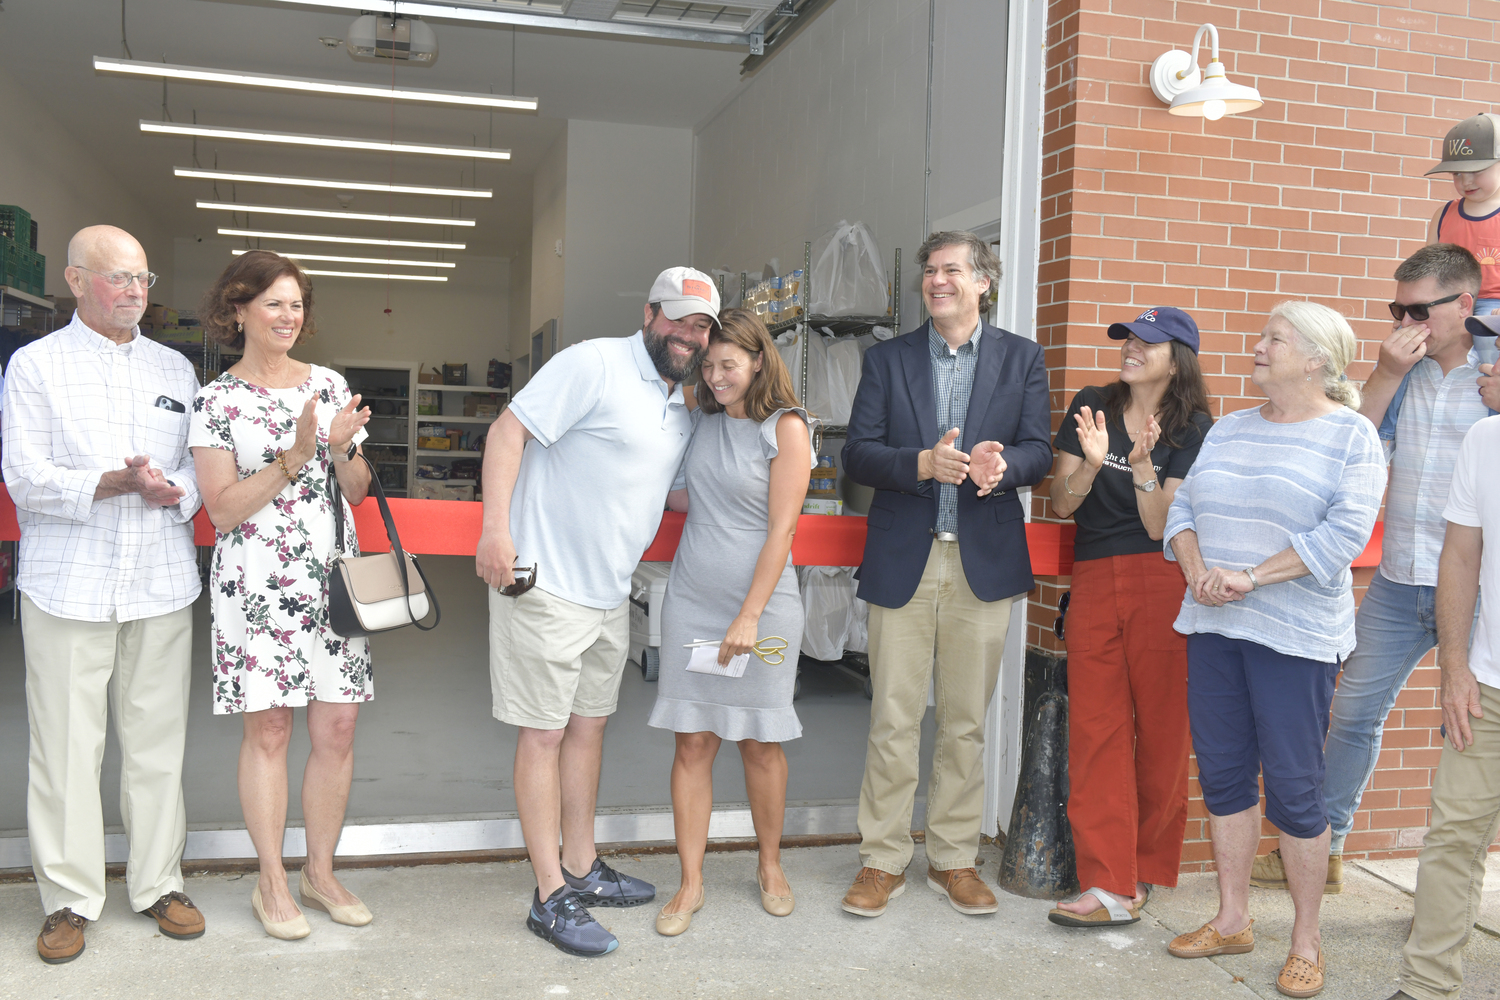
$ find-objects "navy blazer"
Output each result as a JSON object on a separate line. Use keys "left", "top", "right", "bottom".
{"left": 842, "top": 320, "right": 1051, "bottom": 608}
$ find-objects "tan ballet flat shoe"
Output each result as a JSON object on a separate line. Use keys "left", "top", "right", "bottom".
{"left": 757, "top": 866, "right": 795, "bottom": 917}
{"left": 654, "top": 888, "right": 705, "bottom": 937}
{"left": 251, "top": 881, "right": 311, "bottom": 940}
{"left": 299, "top": 867, "right": 373, "bottom": 926}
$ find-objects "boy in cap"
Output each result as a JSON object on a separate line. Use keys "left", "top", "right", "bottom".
{"left": 1426, "top": 112, "right": 1500, "bottom": 324}
{"left": 476, "top": 267, "right": 719, "bottom": 956}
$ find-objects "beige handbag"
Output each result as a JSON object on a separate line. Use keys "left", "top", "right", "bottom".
{"left": 327, "top": 456, "right": 440, "bottom": 637}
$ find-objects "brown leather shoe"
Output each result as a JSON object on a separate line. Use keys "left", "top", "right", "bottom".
{"left": 37, "top": 908, "right": 86, "bottom": 964}
{"left": 927, "top": 866, "right": 999, "bottom": 914}
{"left": 140, "top": 891, "right": 206, "bottom": 940}
{"left": 841, "top": 867, "right": 906, "bottom": 917}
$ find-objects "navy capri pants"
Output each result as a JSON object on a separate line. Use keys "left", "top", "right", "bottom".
{"left": 1186, "top": 631, "right": 1340, "bottom": 839}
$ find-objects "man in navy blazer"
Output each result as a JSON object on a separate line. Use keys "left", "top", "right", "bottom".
{"left": 839, "top": 231, "right": 1051, "bottom": 919}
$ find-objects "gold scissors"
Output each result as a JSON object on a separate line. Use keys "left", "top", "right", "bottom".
{"left": 682, "top": 636, "right": 790, "bottom": 666}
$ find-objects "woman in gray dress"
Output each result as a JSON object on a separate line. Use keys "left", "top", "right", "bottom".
{"left": 648, "top": 307, "right": 814, "bottom": 935}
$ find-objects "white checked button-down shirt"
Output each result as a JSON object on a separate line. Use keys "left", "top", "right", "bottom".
{"left": 1, "top": 313, "right": 202, "bottom": 621}
{"left": 1379, "top": 350, "right": 1490, "bottom": 587}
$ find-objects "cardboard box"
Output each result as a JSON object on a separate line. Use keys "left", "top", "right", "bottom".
{"left": 417, "top": 366, "right": 443, "bottom": 384}
{"left": 802, "top": 498, "right": 843, "bottom": 516}
{"left": 144, "top": 304, "right": 178, "bottom": 329}
{"left": 463, "top": 393, "right": 501, "bottom": 417}
{"left": 418, "top": 436, "right": 450, "bottom": 450}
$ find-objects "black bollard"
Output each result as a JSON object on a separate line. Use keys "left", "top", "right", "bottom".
{"left": 997, "top": 655, "right": 1079, "bottom": 900}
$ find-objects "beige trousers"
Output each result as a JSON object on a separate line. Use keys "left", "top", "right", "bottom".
{"left": 1399, "top": 679, "right": 1500, "bottom": 1000}
{"left": 857, "top": 539, "right": 1012, "bottom": 874}
{"left": 22, "top": 594, "right": 194, "bottom": 919}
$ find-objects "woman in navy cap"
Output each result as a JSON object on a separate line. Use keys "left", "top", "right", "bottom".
{"left": 1046, "top": 306, "right": 1212, "bottom": 929}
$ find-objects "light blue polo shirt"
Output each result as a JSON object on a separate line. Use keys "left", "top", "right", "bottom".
{"left": 507, "top": 331, "right": 693, "bottom": 609}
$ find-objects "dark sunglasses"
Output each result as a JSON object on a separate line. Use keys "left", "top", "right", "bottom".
{"left": 1388, "top": 292, "right": 1464, "bottom": 323}
{"left": 499, "top": 563, "right": 537, "bottom": 598}
{"left": 1052, "top": 591, "right": 1070, "bottom": 640}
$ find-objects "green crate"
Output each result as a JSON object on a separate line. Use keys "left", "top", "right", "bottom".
{"left": 0, "top": 206, "right": 32, "bottom": 246}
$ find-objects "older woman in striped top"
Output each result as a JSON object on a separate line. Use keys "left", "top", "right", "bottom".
{"left": 1161, "top": 302, "right": 1385, "bottom": 1000}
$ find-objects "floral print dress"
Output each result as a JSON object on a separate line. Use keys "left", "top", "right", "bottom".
{"left": 188, "top": 364, "right": 372, "bottom": 714}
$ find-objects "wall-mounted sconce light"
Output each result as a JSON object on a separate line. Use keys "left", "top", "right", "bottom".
{"left": 1149, "top": 23, "right": 1262, "bottom": 121}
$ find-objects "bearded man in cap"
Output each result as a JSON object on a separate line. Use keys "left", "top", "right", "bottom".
{"left": 476, "top": 267, "right": 718, "bottom": 957}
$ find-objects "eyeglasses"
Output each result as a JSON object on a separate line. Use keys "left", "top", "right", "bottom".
{"left": 1388, "top": 292, "right": 1463, "bottom": 323}
{"left": 76, "top": 266, "right": 158, "bottom": 289}
{"left": 499, "top": 563, "right": 537, "bottom": 598}
{"left": 1052, "top": 591, "right": 1070, "bottom": 640}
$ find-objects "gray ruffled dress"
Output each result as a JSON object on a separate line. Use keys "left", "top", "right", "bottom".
{"left": 647, "top": 407, "right": 813, "bottom": 742}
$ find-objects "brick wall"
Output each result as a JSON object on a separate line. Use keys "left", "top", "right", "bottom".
{"left": 1038, "top": 0, "right": 1499, "bottom": 867}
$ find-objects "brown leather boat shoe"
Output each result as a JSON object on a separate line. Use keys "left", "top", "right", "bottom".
{"left": 927, "top": 866, "right": 999, "bottom": 914}
{"left": 37, "top": 908, "right": 86, "bottom": 964}
{"left": 841, "top": 867, "right": 906, "bottom": 917}
{"left": 140, "top": 890, "right": 206, "bottom": 940}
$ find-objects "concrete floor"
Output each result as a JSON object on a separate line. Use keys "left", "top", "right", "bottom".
{"left": 0, "top": 555, "right": 917, "bottom": 835}
{"left": 3, "top": 841, "right": 1497, "bottom": 1000}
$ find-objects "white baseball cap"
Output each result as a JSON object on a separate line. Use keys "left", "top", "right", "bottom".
{"left": 649, "top": 266, "right": 720, "bottom": 324}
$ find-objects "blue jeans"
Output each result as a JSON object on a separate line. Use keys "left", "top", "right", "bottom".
{"left": 1323, "top": 570, "right": 1477, "bottom": 850}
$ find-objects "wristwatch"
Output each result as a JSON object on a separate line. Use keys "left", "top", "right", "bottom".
{"left": 1132, "top": 477, "right": 1158, "bottom": 493}
{"left": 333, "top": 441, "right": 357, "bottom": 463}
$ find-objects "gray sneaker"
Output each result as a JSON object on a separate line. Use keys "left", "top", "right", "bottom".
{"left": 526, "top": 886, "right": 618, "bottom": 957}
{"left": 562, "top": 857, "right": 656, "bottom": 908}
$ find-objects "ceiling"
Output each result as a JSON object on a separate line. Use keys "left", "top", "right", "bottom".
{"left": 0, "top": 0, "right": 750, "bottom": 259}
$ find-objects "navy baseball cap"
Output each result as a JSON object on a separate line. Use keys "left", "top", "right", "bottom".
{"left": 1107, "top": 306, "right": 1200, "bottom": 354}
{"left": 1465, "top": 313, "right": 1500, "bottom": 338}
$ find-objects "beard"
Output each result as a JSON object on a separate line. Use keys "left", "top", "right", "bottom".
{"left": 643, "top": 319, "right": 706, "bottom": 383}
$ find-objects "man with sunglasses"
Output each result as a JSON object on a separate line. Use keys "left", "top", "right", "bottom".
{"left": 476, "top": 268, "right": 717, "bottom": 957}
{"left": 1252, "top": 243, "right": 1494, "bottom": 894}
{"left": 2, "top": 226, "right": 205, "bottom": 963}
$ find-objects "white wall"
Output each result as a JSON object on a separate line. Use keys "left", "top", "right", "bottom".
{"left": 175, "top": 239, "right": 511, "bottom": 381}
{"left": 691, "top": 0, "right": 1006, "bottom": 323}
{"left": 560, "top": 120, "right": 692, "bottom": 346}
{"left": 0, "top": 66, "right": 174, "bottom": 305}
{"left": 528, "top": 130, "right": 569, "bottom": 360}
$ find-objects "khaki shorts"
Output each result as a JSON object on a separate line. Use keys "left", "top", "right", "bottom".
{"left": 488, "top": 585, "right": 630, "bottom": 730}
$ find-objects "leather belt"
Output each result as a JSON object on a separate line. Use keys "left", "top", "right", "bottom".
{"left": 932, "top": 531, "right": 959, "bottom": 542}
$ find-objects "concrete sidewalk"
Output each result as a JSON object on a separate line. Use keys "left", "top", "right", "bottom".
{"left": 1, "top": 841, "right": 1495, "bottom": 999}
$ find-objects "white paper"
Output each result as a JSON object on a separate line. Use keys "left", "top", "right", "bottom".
{"left": 685, "top": 643, "right": 750, "bottom": 678}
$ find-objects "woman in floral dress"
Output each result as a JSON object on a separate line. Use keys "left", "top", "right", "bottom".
{"left": 190, "top": 251, "right": 375, "bottom": 939}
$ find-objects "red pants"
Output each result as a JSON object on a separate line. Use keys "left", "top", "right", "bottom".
{"left": 1064, "top": 552, "right": 1191, "bottom": 895}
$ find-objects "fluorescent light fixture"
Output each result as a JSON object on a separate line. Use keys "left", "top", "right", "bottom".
{"left": 175, "top": 168, "right": 491, "bottom": 199}
{"left": 197, "top": 200, "right": 475, "bottom": 228}
{"left": 218, "top": 228, "right": 466, "bottom": 250}
{"left": 96, "top": 56, "right": 538, "bottom": 111}
{"left": 302, "top": 269, "right": 448, "bottom": 282}
{"left": 141, "top": 121, "right": 510, "bottom": 160}
{"left": 232, "top": 249, "right": 454, "bottom": 269}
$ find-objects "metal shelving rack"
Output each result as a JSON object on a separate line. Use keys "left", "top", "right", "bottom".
{"left": 732, "top": 240, "right": 902, "bottom": 447}
{"left": 1, "top": 287, "right": 58, "bottom": 616}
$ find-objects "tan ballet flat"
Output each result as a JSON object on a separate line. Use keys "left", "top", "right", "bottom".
{"left": 251, "top": 881, "right": 311, "bottom": 940}
{"left": 757, "top": 866, "right": 795, "bottom": 917}
{"left": 654, "top": 888, "right": 705, "bottom": 937}
{"left": 299, "top": 867, "right": 373, "bottom": 926}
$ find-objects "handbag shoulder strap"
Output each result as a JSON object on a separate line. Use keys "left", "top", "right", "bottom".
{"left": 332, "top": 455, "right": 441, "bottom": 630}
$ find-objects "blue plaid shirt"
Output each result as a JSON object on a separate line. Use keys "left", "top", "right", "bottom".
{"left": 929, "top": 321, "right": 981, "bottom": 534}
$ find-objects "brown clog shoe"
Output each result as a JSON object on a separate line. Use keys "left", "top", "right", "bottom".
{"left": 1168, "top": 918, "right": 1255, "bottom": 958}
{"left": 1277, "top": 950, "right": 1325, "bottom": 998}
{"left": 841, "top": 867, "right": 905, "bottom": 917}
{"left": 140, "top": 890, "right": 206, "bottom": 940}
{"left": 927, "top": 866, "right": 998, "bottom": 915}
{"left": 37, "top": 908, "right": 86, "bottom": 964}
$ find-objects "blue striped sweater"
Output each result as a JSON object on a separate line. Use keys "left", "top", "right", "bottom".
{"left": 1164, "top": 405, "right": 1385, "bottom": 662}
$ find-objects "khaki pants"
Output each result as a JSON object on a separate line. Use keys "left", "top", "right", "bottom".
{"left": 1399, "top": 679, "right": 1500, "bottom": 1000}
{"left": 857, "top": 540, "right": 1012, "bottom": 873}
{"left": 22, "top": 594, "right": 194, "bottom": 919}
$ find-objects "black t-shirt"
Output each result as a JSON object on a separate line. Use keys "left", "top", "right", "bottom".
{"left": 1053, "top": 385, "right": 1213, "bottom": 562}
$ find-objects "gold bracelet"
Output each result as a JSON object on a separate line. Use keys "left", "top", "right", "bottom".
{"left": 1064, "top": 470, "right": 1092, "bottom": 498}
{"left": 275, "top": 450, "right": 299, "bottom": 483}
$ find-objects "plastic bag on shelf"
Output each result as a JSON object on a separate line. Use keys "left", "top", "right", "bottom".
{"left": 846, "top": 595, "right": 870, "bottom": 654}
{"left": 798, "top": 566, "right": 856, "bottom": 660}
{"left": 801, "top": 331, "right": 833, "bottom": 420}
{"left": 823, "top": 333, "right": 863, "bottom": 424}
{"left": 810, "top": 221, "right": 889, "bottom": 317}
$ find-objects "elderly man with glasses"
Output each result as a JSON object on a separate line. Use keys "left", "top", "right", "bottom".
{"left": 1, "top": 225, "right": 205, "bottom": 963}
{"left": 1251, "top": 242, "right": 1498, "bottom": 894}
